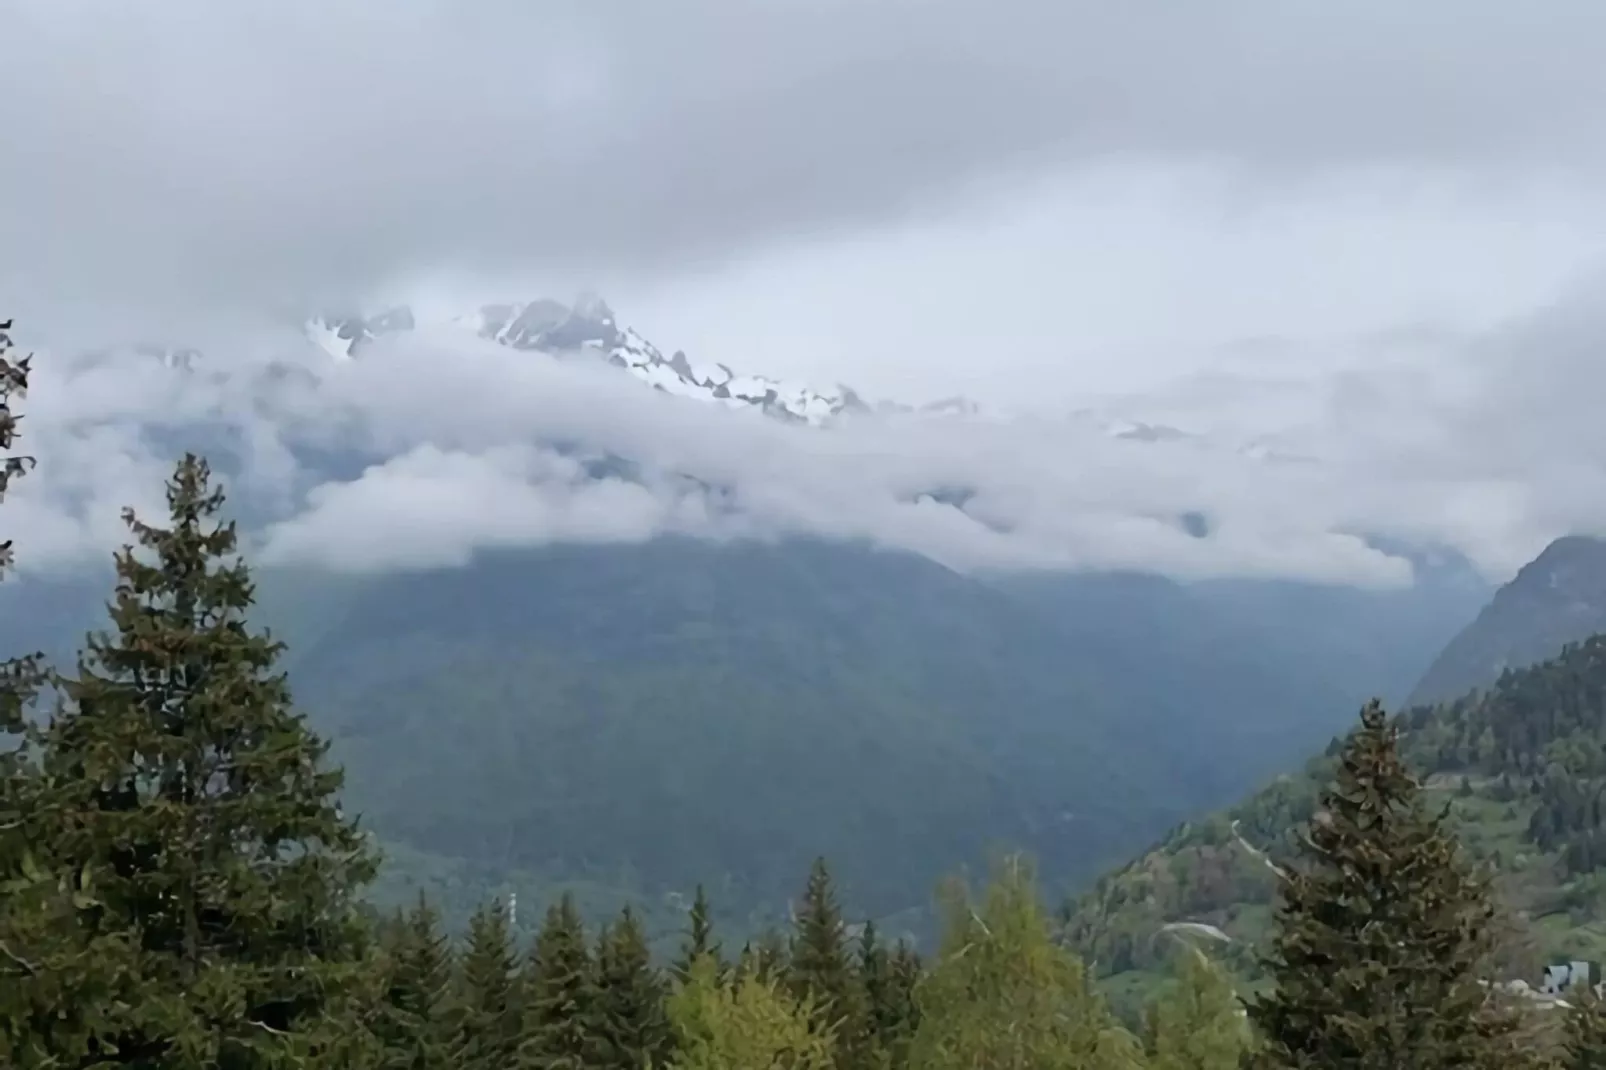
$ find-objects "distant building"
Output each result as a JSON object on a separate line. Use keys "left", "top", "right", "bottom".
{"left": 1541, "top": 960, "right": 1602, "bottom": 996}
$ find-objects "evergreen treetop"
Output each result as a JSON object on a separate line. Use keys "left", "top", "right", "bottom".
{"left": 450, "top": 898, "right": 523, "bottom": 1070}
{"left": 520, "top": 893, "right": 603, "bottom": 1070}
{"left": 789, "top": 856, "right": 869, "bottom": 1066}
{"left": 22, "top": 454, "right": 376, "bottom": 1065}
{"left": 594, "top": 905, "right": 671, "bottom": 1070}
{"left": 673, "top": 883, "right": 721, "bottom": 983}
{"left": 374, "top": 892, "right": 455, "bottom": 1070}
{"left": 1244, "top": 699, "right": 1526, "bottom": 1070}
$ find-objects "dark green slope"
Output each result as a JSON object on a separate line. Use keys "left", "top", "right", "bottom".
{"left": 1409, "top": 535, "right": 1606, "bottom": 707}
{"left": 282, "top": 536, "right": 1476, "bottom": 924}
{"left": 1065, "top": 633, "right": 1606, "bottom": 1020}
{"left": 0, "top": 535, "right": 1482, "bottom": 932}
{"left": 281, "top": 539, "right": 1215, "bottom": 920}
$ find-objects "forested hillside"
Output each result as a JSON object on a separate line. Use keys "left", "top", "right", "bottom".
{"left": 0, "top": 532, "right": 1478, "bottom": 938}
{"left": 1064, "top": 633, "right": 1606, "bottom": 1018}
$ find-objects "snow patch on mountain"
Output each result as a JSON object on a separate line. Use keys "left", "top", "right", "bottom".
{"left": 303, "top": 295, "right": 876, "bottom": 428}
{"left": 130, "top": 292, "right": 1293, "bottom": 466}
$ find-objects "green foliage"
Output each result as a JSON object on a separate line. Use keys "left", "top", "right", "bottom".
{"left": 1244, "top": 700, "right": 1523, "bottom": 1070}
{"left": 754, "top": 926, "right": 790, "bottom": 983}
{"left": 858, "top": 922, "right": 918, "bottom": 1070}
{"left": 9, "top": 455, "right": 377, "bottom": 1066}
{"left": 1563, "top": 988, "right": 1606, "bottom": 1070}
{"left": 788, "top": 857, "right": 868, "bottom": 1065}
{"left": 595, "top": 906, "right": 672, "bottom": 1070}
{"left": 666, "top": 953, "right": 835, "bottom": 1070}
{"left": 521, "top": 893, "right": 604, "bottom": 1069}
{"left": 672, "top": 884, "right": 722, "bottom": 983}
{"left": 1067, "top": 635, "right": 1606, "bottom": 1002}
{"left": 450, "top": 899, "right": 523, "bottom": 1070}
{"left": 733, "top": 924, "right": 790, "bottom": 987}
{"left": 910, "top": 854, "right": 1144, "bottom": 1070}
{"left": 265, "top": 536, "right": 1418, "bottom": 925}
{"left": 1144, "top": 949, "right": 1247, "bottom": 1070}
{"left": 374, "top": 893, "right": 455, "bottom": 1070}
{"left": 0, "top": 318, "right": 90, "bottom": 1068}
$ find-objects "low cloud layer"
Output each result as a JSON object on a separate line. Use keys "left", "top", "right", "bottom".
{"left": 5, "top": 288, "right": 1604, "bottom": 590}
{"left": 6, "top": 3, "right": 1605, "bottom": 585}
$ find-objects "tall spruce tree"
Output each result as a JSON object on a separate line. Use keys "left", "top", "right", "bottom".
{"left": 520, "top": 893, "right": 603, "bottom": 1070}
{"left": 857, "top": 920, "right": 900, "bottom": 1070}
{"left": 857, "top": 924, "right": 922, "bottom": 1070}
{"left": 1244, "top": 699, "right": 1527, "bottom": 1070}
{"left": 375, "top": 892, "right": 454, "bottom": 1070}
{"left": 858, "top": 919, "right": 891, "bottom": 1031}
{"left": 594, "top": 905, "right": 671, "bottom": 1070}
{"left": 0, "top": 319, "right": 114, "bottom": 1067}
{"left": 23, "top": 453, "right": 376, "bottom": 1066}
{"left": 673, "top": 884, "right": 721, "bottom": 983}
{"left": 450, "top": 899, "right": 523, "bottom": 1070}
{"left": 789, "top": 856, "right": 868, "bottom": 1067}
{"left": 885, "top": 940, "right": 923, "bottom": 1051}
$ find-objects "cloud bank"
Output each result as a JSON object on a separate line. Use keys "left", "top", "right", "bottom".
{"left": 5, "top": 2, "right": 1606, "bottom": 587}
{"left": 4, "top": 287, "right": 1602, "bottom": 591}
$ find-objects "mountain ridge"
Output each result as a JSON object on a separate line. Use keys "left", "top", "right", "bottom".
{"left": 1408, "top": 534, "right": 1606, "bottom": 707}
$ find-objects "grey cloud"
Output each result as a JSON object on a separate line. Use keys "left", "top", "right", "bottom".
{"left": 7, "top": 1, "right": 1606, "bottom": 323}
{"left": 258, "top": 443, "right": 724, "bottom": 572}
{"left": 8, "top": 310, "right": 1593, "bottom": 589}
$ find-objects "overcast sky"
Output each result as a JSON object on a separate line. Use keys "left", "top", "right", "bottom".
{"left": 6, "top": 2, "right": 1606, "bottom": 584}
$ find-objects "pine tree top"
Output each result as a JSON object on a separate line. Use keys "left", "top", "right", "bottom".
{"left": 1246, "top": 699, "right": 1518, "bottom": 1070}
{"left": 15, "top": 454, "right": 376, "bottom": 1063}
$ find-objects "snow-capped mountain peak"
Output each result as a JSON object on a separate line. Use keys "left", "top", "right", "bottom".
{"left": 303, "top": 295, "right": 878, "bottom": 427}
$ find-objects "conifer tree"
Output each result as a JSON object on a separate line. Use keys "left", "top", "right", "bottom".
{"left": 451, "top": 899, "right": 523, "bottom": 1070}
{"left": 520, "top": 893, "right": 603, "bottom": 1069}
{"left": 673, "top": 884, "right": 721, "bottom": 983}
{"left": 375, "top": 892, "right": 455, "bottom": 1070}
{"left": 885, "top": 940, "right": 923, "bottom": 1053}
{"left": 753, "top": 925, "right": 790, "bottom": 984}
{"left": 789, "top": 856, "right": 868, "bottom": 1066}
{"left": 857, "top": 920, "right": 900, "bottom": 1070}
{"left": 1144, "top": 948, "right": 1247, "bottom": 1070}
{"left": 856, "top": 926, "right": 921, "bottom": 1069}
{"left": 22, "top": 454, "right": 376, "bottom": 1066}
{"left": 910, "top": 854, "right": 1144, "bottom": 1070}
{"left": 732, "top": 940, "right": 760, "bottom": 986}
{"left": 858, "top": 919, "right": 892, "bottom": 1031}
{"left": 667, "top": 953, "right": 835, "bottom": 1070}
{"left": 1244, "top": 699, "right": 1526, "bottom": 1070}
{"left": 594, "top": 905, "right": 672, "bottom": 1070}
{"left": 0, "top": 319, "right": 122, "bottom": 1067}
